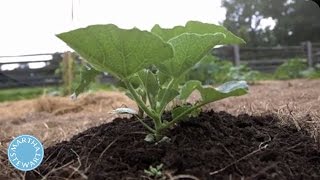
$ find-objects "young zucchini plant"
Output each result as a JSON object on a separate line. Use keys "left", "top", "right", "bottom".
{"left": 57, "top": 21, "right": 248, "bottom": 141}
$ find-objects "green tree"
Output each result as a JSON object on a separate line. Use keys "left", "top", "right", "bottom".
{"left": 222, "top": 0, "right": 320, "bottom": 46}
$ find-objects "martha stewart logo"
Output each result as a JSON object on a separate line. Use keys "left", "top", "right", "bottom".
{"left": 7, "top": 135, "right": 44, "bottom": 171}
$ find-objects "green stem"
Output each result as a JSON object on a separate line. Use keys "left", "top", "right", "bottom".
{"left": 124, "top": 80, "right": 161, "bottom": 129}
{"left": 158, "top": 78, "right": 176, "bottom": 114}
{"left": 138, "top": 93, "right": 146, "bottom": 118}
{"left": 159, "top": 102, "right": 207, "bottom": 132}
{"left": 134, "top": 115, "right": 156, "bottom": 133}
{"left": 140, "top": 76, "right": 156, "bottom": 111}
{"left": 138, "top": 106, "right": 144, "bottom": 119}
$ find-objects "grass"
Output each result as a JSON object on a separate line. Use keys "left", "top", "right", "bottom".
{"left": 0, "top": 83, "right": 116, "bottom": 102}
{"left": 0, "top": 87, "right": 46, "bottom": 102}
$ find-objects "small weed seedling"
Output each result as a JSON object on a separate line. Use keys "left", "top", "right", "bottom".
{"left": 57, "top": 21, "right": 248, "bottom": 141}
{"left": 144, "top": 164, "right": 164, "bottom": 179}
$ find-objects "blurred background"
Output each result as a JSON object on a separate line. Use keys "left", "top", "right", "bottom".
{"left": 0, "top": 0, "right": 319, "bottom": 102}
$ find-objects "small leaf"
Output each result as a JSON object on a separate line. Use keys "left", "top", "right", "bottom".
{"left": 157, "top": 88, "right": 179, "bottom": 111}
{"left": 137, "top": 70, "right": 160, "bottom": 109}
{"left": 144, "top": 170, "right": 153, "bottom": 176}
{"left": 200, "top": 81, "right": 248, "bottom": 103}
{"left": 117, "top": 73, "right": 143, "bottom": 90}
{"left": 172, "top": 106, "right": 191, "bottom": 119}
{"left": 57, "top": 24, "right": 174, "bottom": 79}
{"left": 172, "top": 105, "right": 200, "bottom": 120}
{"left": 180, "top": 80, "right": 248, "bottom": 104}
{"left": 127, "top": 74, "right": 141, "bottom": 89}
{"left": 157, "top": 71, "right": 171, "bottom": 87}
{"left": 179, "top": 80, "right": 201, "bottom": 100}
{"left": 138, "top": 70, "right": 159, "bottom": 98}
{"left": 74, "top": 65, "right": 101, "bottom": 97}
{"left": 190, "top": 107, "right": 201, "bottom": 118}
{"left": 156, "top": 164, "right": 163, "bottom": 170}
{"left": 150, "top": 167, "right": 158, "bottom": 174}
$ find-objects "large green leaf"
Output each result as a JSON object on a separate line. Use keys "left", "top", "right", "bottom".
{"left": 152, "top": 25, "right": 186, "bottom": 42}
{"left": 151, "top": 21, "right": 245, "bottom": 44}
{"left": 57, "top": 24, "right": 174, "bottom": 79}
{"left": 180, "top": 80, "right": 248, "bottom": 104}
{"left": 157, "top": 33, "right": 225, "bottom": 78}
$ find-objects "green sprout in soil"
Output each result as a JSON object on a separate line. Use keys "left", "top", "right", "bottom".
{"left": 144, "top": 164, "right": 164, "bottom": 179}
{"left": 57, "top": 21, "right": 248, "bottom": 141}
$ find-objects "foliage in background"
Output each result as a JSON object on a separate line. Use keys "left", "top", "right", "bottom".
{"left": 274, "top": 58, "right": 320, "bottom": 79}
{"left": 55, "top": 52, "right": 115, "bottom": 96}
{"left": 0, "top": 87, "right": 45, "bottom": 102}
{"left": 304, "top": 63, "right": 320, "bottom": 78}
{"left": 274, "top": 58, "right": 307, "bottom": 79}
{"left": 222, "top": 0, "right": 320, "bottom": 46}
{"left": 188, "top": 55, "right": 231, "bottom": 84}
{"left": 57, "top": 21, "right": 248, "bottom": 141}
{"left": 228, "top": 64, "right": 261, "bottom": 83}
{"left": 188, "top": 55, "right": 260, "bottom": 84}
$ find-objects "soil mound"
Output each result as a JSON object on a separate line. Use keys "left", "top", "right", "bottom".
{"left": 27, "top": 111, "right": 320, "bottom": 179}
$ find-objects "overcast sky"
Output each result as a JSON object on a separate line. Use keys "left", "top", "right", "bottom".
{"left": 0, "top": 0, "right": 227, "bottom": 57}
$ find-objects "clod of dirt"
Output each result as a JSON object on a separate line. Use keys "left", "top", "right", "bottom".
{"left": 26, "top": 111, "right": 320, "bottom": 180}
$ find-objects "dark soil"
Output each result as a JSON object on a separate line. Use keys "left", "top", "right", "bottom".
{"left": 27, "top": 111, "right": 320, "bottom": 180}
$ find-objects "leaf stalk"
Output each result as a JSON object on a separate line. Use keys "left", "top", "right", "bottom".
{"left": 123, "top": 80, "right": 162, "bottom": 130}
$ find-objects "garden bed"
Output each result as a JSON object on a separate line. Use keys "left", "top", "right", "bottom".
{"left": 26, "top": 111, "right": 320, "bottom": 179}
{"left": 1, "top": 79, "right": 320, "bottom": 179}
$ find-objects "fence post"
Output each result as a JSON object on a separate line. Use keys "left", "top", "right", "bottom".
{"left": 306, "top": 41, "right": 313, "bottom": 68}
{"left": 62, "top": 51, "right": 74, "bottom": 95}
{"left": 233, "top": 45, "right": 240, "bottom": 66}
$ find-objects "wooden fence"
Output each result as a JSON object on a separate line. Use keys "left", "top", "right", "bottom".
{"left": 0, "top": 52, "right": 119, "bottom": 89}
{"left": 212, "top": 41, "right": 320, "bottom": 72}
{"left": 0, "top": 53, "right": 63, "bottom": 88}
{"left": 1, "top": 41, "right": 320, "bottom": 88}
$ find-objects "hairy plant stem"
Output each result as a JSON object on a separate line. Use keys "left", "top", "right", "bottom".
{"left": 137, "top": 74, "right": 156, "bottom": 111}
{"left": 138, "top": 93, "right": 146, "bottom": 118}
{"left": 137, "top": 107, "right": 144, "bottom": 119}
{"left": 158, "top": 78, "right": 176, "bottom": 116}
{"left": 134, "top": 115, "right": 156, "bottom": 133}
{"left": 124, "top": 80, "right": 162, "bottom": 130}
